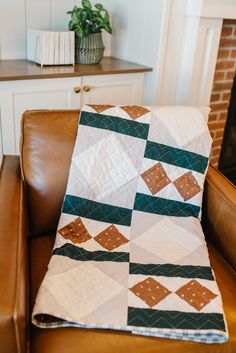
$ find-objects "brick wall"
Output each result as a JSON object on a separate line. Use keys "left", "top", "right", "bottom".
{"left": 209, "top": 19, "right": 236, "bottom": 167}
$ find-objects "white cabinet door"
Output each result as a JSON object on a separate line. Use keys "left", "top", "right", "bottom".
{"left": 0, "top": 73, "right": 145, "bottom": 156}
{"left": 81, "top": 73, "right": 144, "bottom": 106}
{"left": 0, "top": 77, "right": 82, "bottom": 154}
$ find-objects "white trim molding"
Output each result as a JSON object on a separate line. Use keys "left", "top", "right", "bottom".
{"left": 157, "top": 0, "right": 236, "bottom": 106}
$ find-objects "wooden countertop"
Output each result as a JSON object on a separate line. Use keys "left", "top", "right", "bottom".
{"left": 0, "top": 57, "right": 152, "bottom": 81}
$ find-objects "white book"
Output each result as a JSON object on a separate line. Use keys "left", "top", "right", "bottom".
{"left": 43, "top": 31, "right": 49, "bottom": 65}
{"left": 48, "top": 31, "right": 54, "bottom": 65}
{"left": 64, "top": 32, "right": 70, "bottom": 65}
{"left": 42, "top": 31, "right": 48, "bottom": 65}
{"left": 27, "top": 28, "right": 44, "bottom": 66}
{"left": 27, "top": 28, "right": 74, "bottom": 66}
{"left": 59, "top": 32, "right": 65, "bottom": 65}
{"left": 54, "top": 32, "right": 59, "bottom": 65}
{"left": 69, "top": 31, "right": 75, "bottom": 65}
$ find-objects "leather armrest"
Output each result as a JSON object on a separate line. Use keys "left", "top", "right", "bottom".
{"left": 0, "top": 156, "right": 27, "bottom": 353}
{"left": 202, "top": 165, "right": 236, "bottom": 271}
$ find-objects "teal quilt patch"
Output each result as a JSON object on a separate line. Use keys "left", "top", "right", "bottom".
{"left": 63, "top": 195, "right": 133, "bottom": 226}
{"left": 129, "top": 263, "right": 214, "bottom": 280}
{"left": 134, "top": 192, "right": 200, "bottom": 217}
{"left": 80, "top": 111, "right": 150, "bottom": 140}
{"left": 53, "top": 243, "right": 129, "bottom": 262}
{"left": 128, "top": 308, "right": 226, "bottom": 330}
{"left": 144, "top": 141, "right": 208, "bottom": 174}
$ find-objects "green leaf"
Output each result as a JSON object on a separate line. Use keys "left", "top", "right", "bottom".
{"left": 104, "top": 10, "right": 110, "bottom": 21}
{"left": 72, "top": 12, "right": 79, "bottom": 23}
{"left": 75, "top": 27, "right": 84, "bottom": 38}
{"left": 95, "top": 3, "right": 103, "bottom": 11}
{"left": 104, "top": 23, "right": 112, "bottom": 34}
{"left": 68, "top": 20, "right": 74, "bottom": 30}
{"left": 81, "top": 9, "right": 88, "bottom": 21}
{"left": 82, "top": 0, "right": 92, "bottom": 9}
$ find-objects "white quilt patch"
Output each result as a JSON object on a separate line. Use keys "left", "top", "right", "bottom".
{"left": 73, "top": 134, "right": 138, "bottom": 198}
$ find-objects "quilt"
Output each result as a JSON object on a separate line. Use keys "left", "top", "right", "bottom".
{"left": 32, "top": 105, "right": 228, "bottom": 343}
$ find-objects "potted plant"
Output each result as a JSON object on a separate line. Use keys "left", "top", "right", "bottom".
{"left": 67, "top": 0, "right": 112, "bottom": 64}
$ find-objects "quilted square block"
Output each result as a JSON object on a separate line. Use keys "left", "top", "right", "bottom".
{"left": 58, "top": 217, "right": 92, "bottom": 244}
{"left": 175, "top": 279, "right": 217, "bottom": 311}
{"left": 141, "top": 162, "right": 171, "bottom": 195}
{"left": 173, "top": 171, "right": 202, "bottom": 201}
{"left": 94, "top": 224, "right": 129, "bottom": 251}
{"left": 130, "top": 277, "right": 171, "bottom": 308}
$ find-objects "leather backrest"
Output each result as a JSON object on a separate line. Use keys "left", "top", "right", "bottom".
{"left": 20, "top": 110, "right": 79, "bottom": 236}
{"left": 202, "top": 165, "right": 236, "bottom": 270}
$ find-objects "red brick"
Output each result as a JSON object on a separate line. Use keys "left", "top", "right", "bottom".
{"left": 210, "top": 102, "right": 229, "bottom": 111}
{"left": 222, "top": 91, "right": 231, "bottom": 100}
{"left": 231, "top": 49, "right": 236, "bottom": 58}
{"left": 226, "top": 71, "right": 235, "bottom": 80}
{"left": 211, "top": 147, "right": 221, "bottom": 157}
{"left": 215, "top": 60, "right": 235, "bottom": 70}
{"left": 213, "top": 81, "right": 233, "bottom": 91}
{"left": 210, "top": 93, "right": 220, "bottom": 102}
{"left": 208, "top": 121, "right": 226, "bottom": 131}
{"left": 218, "top": 49, "right": 230, "bottom": 59}
{"left": 221, "top": 26, "right": 233, "bottom": 37}
{"left": 213, "top": 71, "right": 225, "bottom": 81}
{"left": 215, "top": 130, "right": 224, "bottom": 138}
{"left": 219, "top": 38, "right": 236, "bottom": 47}
{"left": 208, "top": 113, "right": 218, "bottom": 123}
{"left": 218, "top": 112, "right": 228, "bottom": 121}
{"left": 212, "top": 139, "right": 223, "bottom": 149}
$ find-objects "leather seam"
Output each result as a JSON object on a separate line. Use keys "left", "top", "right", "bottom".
{"left": 13, "top": 180, "right": 26, "bottom": 353}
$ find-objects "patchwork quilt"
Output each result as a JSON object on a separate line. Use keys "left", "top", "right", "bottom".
{"left": 32, "top": 105, "right": 228, "bottom": 343}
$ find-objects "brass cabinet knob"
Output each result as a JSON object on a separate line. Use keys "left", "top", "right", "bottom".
{"left": 83, "top": 85, "right": 92, "bottom": 92}
{"left": 74, "top": 86, "right": 81, "bottom": 94}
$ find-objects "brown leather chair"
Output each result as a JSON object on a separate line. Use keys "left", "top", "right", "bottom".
{"left": 0, "top": 110, "right": 235, "bottom": 353}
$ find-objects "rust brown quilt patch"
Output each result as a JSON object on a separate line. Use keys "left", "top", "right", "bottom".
{"left": 88, "top": 104, "right": 115, "bottom": 113}
{"left": 173, "top": 171, "right": 201, "bottom": 201}
{"left": 58, "top": 217, "right": 92, "bottom": 244}
{"left": 141, "top": 162, "right": 171, "bottom": 195}
{"left": 120, "top": 105, "right": 150, "bottom": 120}
{"left": 175, "top": 280, "right": 217, "bottom": 311}
{"left": 130, "top": 277, "right": 171, "bottom": 308}
{"left": 94, "top": 224, "right": 129, "bottom": 251}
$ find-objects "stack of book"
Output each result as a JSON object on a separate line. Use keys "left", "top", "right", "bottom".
{"left": 27, "top": 29, "right": 75, "bottom": 66}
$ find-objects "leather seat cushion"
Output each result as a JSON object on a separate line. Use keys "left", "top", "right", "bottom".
{"left": 29, "top": 235, "right": 236, "bottom": 353}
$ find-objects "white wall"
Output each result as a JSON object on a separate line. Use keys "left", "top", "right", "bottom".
{"left": 0, "top": 0, "right": 165, "bottom": 105}
{"left": 107, "top": 0, "right": 165, "bottom": 104}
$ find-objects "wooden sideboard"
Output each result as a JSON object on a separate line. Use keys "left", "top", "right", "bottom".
{"left": 0, "top": 57, "right": 152, "bottom": 156}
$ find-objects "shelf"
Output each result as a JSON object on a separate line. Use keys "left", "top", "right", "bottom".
{"left": 0, "top": 57, "right": 152, "bottom": 81}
